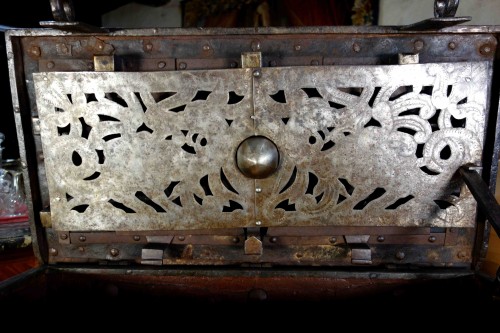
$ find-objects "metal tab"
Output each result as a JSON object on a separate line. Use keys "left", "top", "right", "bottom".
{"left": 94, "top": 55, "right": 115, "bottom": 72}
{"left": 241, "top": 52, "right": 262, "bottom": 68}
{"left": 398, "top": 53, "right": 419, "bottom": 65}
{"left": 244, "top": 236, "right": 263, "bottom": 255}
{"left": 345, "top": 235, "right": 372, "bottom": 265}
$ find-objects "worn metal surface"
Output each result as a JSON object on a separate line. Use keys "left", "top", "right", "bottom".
{"left": 255, "top": 62, "right": 490, "bottom": 228}
{"left": 34, "top": 70, "right": 255, "bottom": 231}
{"left": 34, "top": 62, "right": 490, "bottom": 231}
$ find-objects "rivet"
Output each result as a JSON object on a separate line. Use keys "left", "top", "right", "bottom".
{"left": 145, "top": 43, "right": 153, "bottom": 51}
{"left": 250, "top": 115, "right": 256, "bottom": 119}
{"left": 79, "top": 235, "right": 86, "bottom": 242}
{"left": 251, "top": 40, "right": 261, "bottom": 51}
{"left": 178, "top": 235, "right": 186, "bottom": 241}
{"left": 428, "top": 235, "right": 437, "bottom": 243}
{"left": 230, "top": 61, "right": 237, "bottom": 68}
{"left": 395, "top": 251, "right": 405, "bottom": 260}
{"left": 21, "top": 162, "right": 27, "bottom": 169}
{"left": 157, "top": 61, "right": 166, "bottom": 69}
{"left": 311, "top": 59, "right": 319, "bottom": 66}
{"left": 133, "top": 235, "right": 140, "bottom": 241}
{"left": 256, "top": 187, "right": 262, "bottom": 193}
{"left": 414, "top": 40, "right": 424, "bottom": 51}
{"left": 377, "top": 235, "right": 385, "bottom": 242}
{"left": 203, "top": 44, "right": 210, "bottom": 51}
{"left": 253, "top": 69, "right": 261, "bottom": 78}
{"left": 54, "top": 197, "right": 61, "bottom": 202}
{"left": 49, "top": 248, "right": 58, "bottom": 256}
{"left": 47, "top": 61, "right": 55, "bottom": 69}
{"left": 231, "top": 236, "right": 240, "bottom": 244}
{"left": 329, "top": 237, "right": 337, "bottom": 244}
{"left": 270, "top": 236, "right": 278, "bottom": 243}
{"left": 256, "top": 220, "right": 262, "bottom": 226}
{"left": 110, "top": 248, "right": 119, "bottom": 257}
{"left": 31, "top": 46, "right": 41, "bottom": 56}
{"left": 38, "top": 152, "right": 44, "bottom": 161}
{"left": 480, "top": 44, "right": 493, "bottom": 55}
{"left": 294, "top": 44, "right": 301, "bottom": 51}
{"left": 97, "top": 44, "right": 104, "bottom": 50}
{"left": 60, "top": 233, "right": 68, "bottom": 240}
{"left": 448, "top": 42, "right": 456, "bottom": 50}
{"left": 269, "top": 60, "right": 277, "bottom": 67}
{"left": 14, "top": 107, "right": 20, "bottom": 113}
{"left": 352, "top": 43, "right": 361, "bottom": 52}
{"left": 178, "top": 62, "right": 187, "bottom": 70}
{"left": 78, "top": 246, "right": 85, "bottom": 252}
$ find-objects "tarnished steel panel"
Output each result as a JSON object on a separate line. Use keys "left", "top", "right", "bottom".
{"left": 34, "top": 70, "right": 255, "bottom": 231}
{"left": 254, "top": 62, "right": 490, "bottom": 228}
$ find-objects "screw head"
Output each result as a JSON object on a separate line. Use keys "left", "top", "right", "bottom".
{"left": 133, "top": 235, "right": 141, "bottom": 241}
{"left": 414, "top": 40, "right": 424, "bottom": 51}
{"left": 31, "top": 46, "right": 41, "bottom": 56}
{"left": 395, "top": 251, "right": 405, "bottom": 260}
{"left": 60, "top": 233, "right": 68, "bottom": 240}
{"left": 377, "top": 235, "right": 385, "bottom": 242}
{"left": 157, "top": 61, "right": 166, "bottom": 69}
{"left": 178, "top": 235, "right": 186, "bottom": 241}
{"left": 110, "top": 248, "right": 119, "bottom": 257}
{"left": 480, "top": 44, "right": 493, "bottom": 55}
{"left": 352, "top": 43, "right": 361, "bottom": 52}
{"left": 49, "top": 248, "right": 58, "bottom": 256}
{"left": 79, "top": 235, "right": 86, "bottom": 242}
{"left": 256, "top": 221, "right": 262, "bottom": 226}
{"left": 270, "top": 236, "right": 278, "bottom": 243}
{"left": 231, "top": 236, "right": 240, "bottom": 244}
{"left": 329, "top": 237, "right": 337, "bottom": 244}
{"left": 253, "top": 69, "right": 261, "bottom": 78}
{"left": 428, "top": 235, "right": 437, "bottom": 243}
{"left": 178, "top": 62, "right": 187, "bottom": 70}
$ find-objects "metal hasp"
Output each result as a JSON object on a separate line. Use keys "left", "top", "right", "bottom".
{"left": 459, "top": 166, "right": 500, "bottom": 236}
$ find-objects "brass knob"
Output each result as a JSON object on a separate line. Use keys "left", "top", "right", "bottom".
{"left": 236, "top": 136, "right": 279, "bottom": 179}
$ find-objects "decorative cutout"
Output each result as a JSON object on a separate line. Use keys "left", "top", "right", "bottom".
{"left": 71, "top": 151, "right": 82, "bottom": 166}
{"left": 223, "top": 200, "right": 243, "bottom": 212}
{"left": 270, "top": 90, "right": 286, "bottom": 103}
{"left": 302, "top": 88, "right": 322, "bottom": 98}
{"left": 135, "top": 191, "right": 166, "bottom": 212}
{"left": 228, "top": 91, "right": 244, "bottom": 104}
{"left": 275, "top": 199, "right": 296, "bottom": 211}
{"left": 280, "top": 166, "right": 297, "bottom": 194}
{"left": 192, "top": 90, "right": 212, "bottom": 101}
{"left": 71, "top": 204, "right": 89, "bottom": 213}
{"left": 221, "top": 168, "right": 239, "bottom": 194}
{"left": 85, "top": 93, "right": 97, "bottom": 103}
{"left": 338, "top": 178, "right": 354, "bottom": 196}
{"left": 102, "top": 133, "right": 121, "bottom": 141}
{"left": 353, "top": 188, "right": 386, "bottom": 210}
{"left": 57, "top": 124, "right": 71, "bottom": 136}
{"left": 108, "top": 199, "right": 136, "bottom": 213}
{"left": 105, "top": 92, "right": 128, "bottom": 107}
{"left": 385, "top": 195, "right": 414, "bottom": 210}
{"left": 99, "top": 114, "right": 120, "bottom": 122}
{"left": 96, "top": 150, "right": 105, "bottom": 164}
{"left": 151, "top": 91, "right": 176, "bottom": 103}
{"left": 200, "top": 175, "right": 213, "bottom": 196}
{"left": 83, "top": 172, "right": 100, "bottom": 181}
{"left": 137, "top": 123, "right": 153, "bottom": 134}
{"left": 134, "top": 92, "right": 147, "bottom": 112}
{"left": 169, "top": 104, "right": 186, "bottom": 113}
{"left": 79, "top": 117, "right": 92, "bottom": 139}
{"left": 164, "top": 181, "right": 180, "bottom": 197}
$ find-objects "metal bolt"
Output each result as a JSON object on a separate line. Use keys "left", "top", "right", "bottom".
{"left": 49, "top": 248, "right": 58, "bottom": 256}
{"left": 78, "top": 246, "right": 85, "bottom": 252}
{"left": 253, "top": 69, "right": 261, "bottom": 78}
{"left": 231, "top": 236, "right": 239, "bottom": 244}
{"left": 256, "top": 220, "right": 262, "bottom": 226}
{"left": 428, "top": 235, "right": 437, "bottom": 243}
{"left": 203, "top": 44, "right": 211, "bottom": 51}
{"left": 269, "top": 60, "right": 277, "bottom": 67}
{"left": 230, "top": 61, "right": 237, "bottom": 68}
{"left": 79, "top": 235, "right": 86, "bottom": 242}
{"left": 145, "top": 43, "right": 153, "bottom": 51}
{"left": 133, "top": 235, "right": 141, "bottom": 241}
{"left": 251, "top": 40, "right": 261, "bottom": 51}
{"left": 311, "top": 59, "right": 319, "bottom": 66}
{"left": 329, "top": 237, "right": 337, "bottom": 244}
{"left": 60, "top": 233, "right": 68, "bottom": 240}
{"left": 270, "top": 236, "right": 278, "bottom": 243}
{"left": 31, "top": 46, "right": 41, "bottom": 56}
{"left": 448, "top": 42, "right": 456, "bottom": 50}
{"left": 110, "top": 248, "right": 119, "bottom": 257}
{"left": 256, "top": 187, "right": 262, "bottom": 193}
{"left": 395, "top": 251, "right": 405, "bottom": 260}
{"left": 414, "top": 40, "right": 424, "bottom": 51}
{"left": 352, "top": 43, "right": 361, "bottom": 52}
{"left": 157, "top": 61, "right": 166, "bottom": 69}
{"left": 480, "top": 44, "right": 492, "bottom": 55}
{"left": 21, "top": 162, "right": 27, "bottom": 169}
{"left": 294, "top": 44, "right": 301, "bottom": 51}
{"left": 178, "top": 62, "right": 187, "bottom": 70}
{"left": 178, "top": 235, "right": 186, "bottom": 241}
{"left": 47, "top": 61, "right": 55, "bottom": 69}
{"left": 377, "top": 235, "right": 385, "bottom": 242}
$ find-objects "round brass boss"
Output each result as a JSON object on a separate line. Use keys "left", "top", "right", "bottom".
{"left": 236, "top": 136, "right": 279, "bottom": 179}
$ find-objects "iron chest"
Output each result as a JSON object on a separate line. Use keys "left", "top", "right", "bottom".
{"left": 2, "top": 3, "right": 500, "bottom": 306}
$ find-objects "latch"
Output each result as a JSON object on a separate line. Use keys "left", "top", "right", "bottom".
{"left": 244, "top": 227, "right": 263, "bottom": 255}
{"left": 345, "top": 235, "right": 372, "bottom": 265}
{"left": 141, "top": 245, "right": 165, "bottom": 266}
